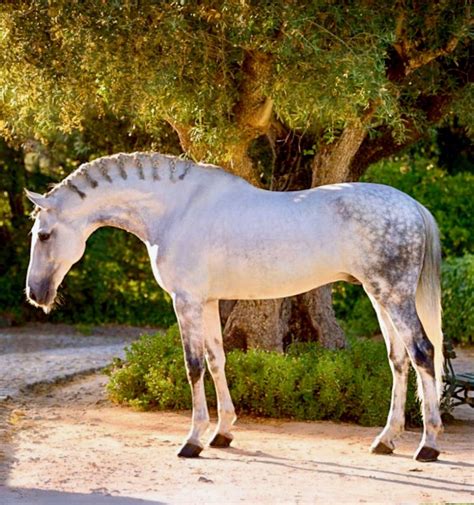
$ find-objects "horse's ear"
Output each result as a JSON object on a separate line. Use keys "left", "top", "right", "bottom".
{"left": 24, "top": 189, "right": 51, "bottom": 210}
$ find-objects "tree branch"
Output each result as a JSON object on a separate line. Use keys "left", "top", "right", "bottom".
{"left": 389, "top": 6, "right": 471, "bottom": 80}
{"left": 405, "top": 35, "right": 461, "bottom": 75}
{"left": 166, "top": 120, "right": 206, "bottom": 161}
{"left": 348, "top": 93, "right": 454, "bottom": 179}
{"left": 311, "top": 122, "right": 367, "bottom": 186}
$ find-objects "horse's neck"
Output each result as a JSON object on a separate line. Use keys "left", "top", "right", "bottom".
{"left": 65, "top": 159, "right": 236, "bottom": 243}
{"left": 65, "top": 184, "right": 147, "bottom": 241}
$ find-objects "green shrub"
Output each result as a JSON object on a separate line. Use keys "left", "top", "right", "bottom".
{"left": 107, "top": 325, "right": 421, "bottom": 427}
{"left": 442, "top": 255, "right": 474, "bottom": 345}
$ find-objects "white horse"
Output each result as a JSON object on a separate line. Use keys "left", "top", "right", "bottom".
{"left": 25, "top": 152, "right": 443, "bottom": 461}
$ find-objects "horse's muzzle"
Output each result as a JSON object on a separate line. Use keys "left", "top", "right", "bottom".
{"left": 26, "top": 280, "right": 55, "bottom": 311}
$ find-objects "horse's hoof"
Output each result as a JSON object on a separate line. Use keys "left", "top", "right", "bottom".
{"left": 210, "top": 433, "right": 233, "bottom": 448}
{"left": 415, "top": 446, "right": 440, "bottom": 462}
{"left": 178, "top": 442, "right": 203, "bottom": 458}
{"left": 370, "top": 441, "right": 394, "bottom": 455}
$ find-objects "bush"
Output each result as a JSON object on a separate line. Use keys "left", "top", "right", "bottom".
{"left": 442, "top": 255, "right": 474, "bottom": 345}
{"left": 107, "top": 325, "right": 421, "bottom": 427}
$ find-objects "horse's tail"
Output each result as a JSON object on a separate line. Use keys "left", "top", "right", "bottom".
{"left": 415, "top": 203, "right": 444, "bottom": 400}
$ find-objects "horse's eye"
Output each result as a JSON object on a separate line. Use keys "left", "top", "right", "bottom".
{"left": 38, "top": 232, "right": 51, "bottom": 242}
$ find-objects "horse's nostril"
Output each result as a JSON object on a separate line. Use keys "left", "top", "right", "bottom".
{"left": 29, "top": 289, "right": 37, "bottom": 302}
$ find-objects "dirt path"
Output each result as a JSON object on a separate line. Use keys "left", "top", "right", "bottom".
{"left": 0, "top": 323, "right": 157, "bottom": 400}
{"left": 0, "top": 373, "right": 472, "bottom": 504}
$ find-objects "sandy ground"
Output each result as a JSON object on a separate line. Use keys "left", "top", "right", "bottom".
{"left": 0, "top": 373, "right": 473, "bottom": 505}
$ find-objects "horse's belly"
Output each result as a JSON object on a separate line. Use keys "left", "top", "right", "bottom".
{"left": 209, "top": 253, "right": 343, "bottom": 300}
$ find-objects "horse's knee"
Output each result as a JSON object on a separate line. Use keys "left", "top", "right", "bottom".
{"left": 206, "top": 350, "right": 221, "bottom": 375}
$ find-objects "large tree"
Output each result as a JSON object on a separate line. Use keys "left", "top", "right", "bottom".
{"left": 0, "top": 1, "right": 472, "bottom": 349}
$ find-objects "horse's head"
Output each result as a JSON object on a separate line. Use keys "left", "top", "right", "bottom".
{"left": 25, "top": 190, "right": 87, "bottom": 313}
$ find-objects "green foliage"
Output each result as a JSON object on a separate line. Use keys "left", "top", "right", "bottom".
{"left": 107, "top": 325, "right": 189, "bottom": 410}
{"left": 442, "top": 255, "right": 474, "bottom": 345}
{"left": 0, "top": 2, "right": 471, "bottom": 161}
{"left": 107, "top": 325, "right": 421, "bottom": 427}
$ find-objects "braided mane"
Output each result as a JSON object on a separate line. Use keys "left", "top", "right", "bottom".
{"left": 45, "top": 152, "right": 190, "bottom": 200}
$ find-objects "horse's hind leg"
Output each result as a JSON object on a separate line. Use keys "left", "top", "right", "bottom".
{"left": 367, "top": 294, "right": 409, "bottom": 455}
{"left": 203, "top": 300, "right": 236, "bottom": 448}
{"left": 382, "top": 299, "right": 442, "bottom": 462}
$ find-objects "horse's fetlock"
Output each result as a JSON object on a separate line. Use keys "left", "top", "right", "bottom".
{"left": 427, "top": 416, "right": 443, "bottom": 432}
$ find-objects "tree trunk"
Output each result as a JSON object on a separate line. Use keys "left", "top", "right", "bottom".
{"left": 222, "top": 299, "right": 287, "bottom": 352}
{"left": 312, "top": 122, "right": 367, "bottom": 186}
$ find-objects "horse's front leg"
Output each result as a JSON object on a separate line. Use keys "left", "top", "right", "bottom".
{"left": 173, "top": 294, "right": 209, "bottom": 458}
{"left": 203, "top": 300, "right": 236, "bottom": 448}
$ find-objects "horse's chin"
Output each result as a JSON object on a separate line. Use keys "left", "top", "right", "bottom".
{"left": 41, "top": 303, "right": 53, "bottom": 314}
{"left": 27, "top": 298, "right": 54, "bottom": 313}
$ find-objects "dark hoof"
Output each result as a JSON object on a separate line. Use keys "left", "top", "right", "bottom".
{"left": 370, "top": 441, "right": 394, "bottom": 455}
{"left": 178, "top": 442, "right": 203, "bottom": 458}
{"left": 415, "top": 446, "right": 440, "bottom": 462}
{"left": 210, "top": 433, "right": 233, "bottom": 448}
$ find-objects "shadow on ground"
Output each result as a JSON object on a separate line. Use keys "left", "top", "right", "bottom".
{"left": 0, "top": 487, "right": 164, "bottom": 505}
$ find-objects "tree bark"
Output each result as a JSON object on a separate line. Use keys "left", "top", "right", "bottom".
{"left": 222, "top": 299, "right": 287, "bottom": 352}
{"left": 312, "top": 121, "right": 367, "bottom": 186}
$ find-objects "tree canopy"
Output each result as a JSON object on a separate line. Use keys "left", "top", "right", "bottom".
{"left": 0, "top": 1, "right": 472, "bottom": 183}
